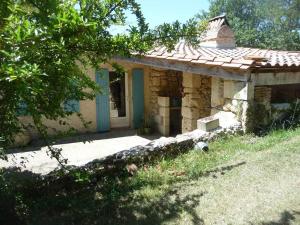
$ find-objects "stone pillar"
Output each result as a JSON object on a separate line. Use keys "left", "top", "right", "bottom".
{"left": 222, "top": 80, "right": 255, "bottom": 133}
{"left": 253, "top": 86, "right": 272, "bottom": 128}
{"left": 211, "top": 77, "right": 224, "bottom": 115}
{"left": 157, "top": 96, "right": 170, "bottom": 136}
{"left": 149, "top": 71, "right": 161, "bottom": 116}
{"left": 254, "top": 86, "right": 272, "bottom": 105}
{"left": 181, "top": 73, "right": 211, "bottom": 133}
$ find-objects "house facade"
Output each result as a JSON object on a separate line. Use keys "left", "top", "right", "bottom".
{"left": 17, "top": 15, "right": 300, "bottom": 145}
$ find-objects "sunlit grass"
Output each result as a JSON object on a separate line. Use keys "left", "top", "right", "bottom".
{"left": 128, "top": 127, "right": 300, "bottom": 198}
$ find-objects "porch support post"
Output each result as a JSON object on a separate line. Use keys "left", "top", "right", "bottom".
{"left": 157, "top": 96, "right": 170, "bottom": 136}
{"left": 182, "top": 72, "right": 211, "bottom": 133}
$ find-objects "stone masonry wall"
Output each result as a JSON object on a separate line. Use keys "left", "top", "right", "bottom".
{"left": 210, "top": 78, "right": 255, "bottom": 133}
{"left": 254, "top": 86, "right": 272, "bottom": 104}
{"left": 54, "top": 123, "right": 242, "bottom": 178}
{"left": 149, "top": 69, "right": 183, "bottom": 116}
{"left": 253, "top": 86, "right": 272, "bottom": 126}
{"left": 211, "top": 77, "right": 225, "bottom": 114}
{"left": 182, "top": 73, "right": 211, "bottom": 133}
{"left": 149, "top": 69, "right": 183, "bottom": 132}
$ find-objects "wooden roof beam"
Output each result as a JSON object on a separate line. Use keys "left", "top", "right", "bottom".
{"left": 114, "top": 56, "right": 247, "bottom": 81}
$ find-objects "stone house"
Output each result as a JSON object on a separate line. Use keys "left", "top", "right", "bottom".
{"left": 17, "top": 15, "right": 300, "bottom": 143}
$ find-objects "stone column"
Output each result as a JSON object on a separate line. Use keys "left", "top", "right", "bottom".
{"left": 157, "top": 96, "right": 170, "bottom": 136}
{"left": 253, "top": 86, "right": 272, "bottom": 127}
{"left": 181, "top": 73, "right": 211, "bottom": 133}
{"left": 222, "top": 80, "right": 255, "bottom": 133}
{"left": 211, "top": 77, "right": 224, "bottom": 115}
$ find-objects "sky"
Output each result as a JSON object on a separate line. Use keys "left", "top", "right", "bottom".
{"left": 134, "top": 0, "right": 210, "bottom": 27}
{"left": 111, "top": 0, "right": 210, "bottom": 33}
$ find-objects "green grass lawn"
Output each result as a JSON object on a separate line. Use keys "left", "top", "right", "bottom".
{"left": 2, "top": 128, "right": 300, "bottom": 225}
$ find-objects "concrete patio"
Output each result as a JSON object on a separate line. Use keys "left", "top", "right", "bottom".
{"left": 0, "top": 129, "right": 159, "bottom": 175}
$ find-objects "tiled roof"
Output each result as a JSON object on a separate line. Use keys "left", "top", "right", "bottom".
{"left": 145, "top": 41, "right": 300, "bottom": 70}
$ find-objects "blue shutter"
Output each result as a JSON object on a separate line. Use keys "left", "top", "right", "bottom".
{"left": 96, "top": 69, "right": 110, "bottom": 132}
{"left": 17, "top": 101, "right": 28, "bottom": 116}
{"left": 64, "top": 99, "right": 80, "bottom": 113}
{"left": 132, "top": 68, "right": 144, "bottom": 129}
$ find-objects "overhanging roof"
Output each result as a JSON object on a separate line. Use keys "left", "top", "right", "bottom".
{"left": 145, "top": 41, "right": 300, "bottom": 70}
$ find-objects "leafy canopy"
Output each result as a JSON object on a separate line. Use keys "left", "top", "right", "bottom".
{"left": 0, "top": 0, "right": 204, "bottom": 158}
{"left": 198, "top": 0, "right": 300, "bottom": 50}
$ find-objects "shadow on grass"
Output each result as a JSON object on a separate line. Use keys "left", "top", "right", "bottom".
{"left": 258, "top": 210, "right": 300, "bottom": 225}
{"left": 0, "top": 167, "right": 206, "bottom": 225}
{"left": 186, "top": 161, "right": 246, "bottom": 180}
{"left": 0, "top": 159, "right": 246, "bottom": 225}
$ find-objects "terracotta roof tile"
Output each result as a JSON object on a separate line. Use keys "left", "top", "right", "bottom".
{"left": 178, "top": 58, "right": 193, "bottom": 62}
{"left": 214, "top": 57, "right": 233, "bottom": 63}
{"left": 222, "top": 63, "right": 243, "bottom": 68}
{"left": 144, "top": 40, "right": 300, "bottom": 70}
{"left": 240, "top": 65, "right": 251, "bottom": 70}
{"left": 191, "top": 59, "right": 208, "bottom": 64}
{"left": 205, "top": 61, "right": 224, "bottom": 66}
{"left": 231, "top": 59, "right": 255, "bottom": 65}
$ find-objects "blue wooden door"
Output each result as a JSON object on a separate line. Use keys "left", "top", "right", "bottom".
{"left": 132, "top": 68, "right": 144, "bottom": 128}
{"left": 96, "top": 69, "right": 110, "bottom": 132}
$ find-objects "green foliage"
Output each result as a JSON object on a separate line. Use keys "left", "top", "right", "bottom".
{"left": 0, "top": 0, "right": 206, "bottom": 157}
{"left": 198, "top": 0, "right": 300, "bottom": 50}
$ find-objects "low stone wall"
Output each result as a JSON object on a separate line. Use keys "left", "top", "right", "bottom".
{"left": 75, "top": 123, "right": 242, "bottom": 174}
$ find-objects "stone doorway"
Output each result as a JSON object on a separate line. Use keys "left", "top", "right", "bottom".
{"left": 150, "top": 70, "right": 183, "bottom": 136}
{"left": 170, "top": 97, "right": 182, "bottom": 135}
{"left": 109, "top": 72, "right": 130, "bottom": 128}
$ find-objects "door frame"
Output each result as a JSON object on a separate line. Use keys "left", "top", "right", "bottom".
{"left": 110, "top": 72, "right": 131, "bottom": 128}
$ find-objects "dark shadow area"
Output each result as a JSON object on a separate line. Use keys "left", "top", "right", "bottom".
{"left": 0, "top": 167, "right": 206, "bottom": 225}
{"left": 259, "top": 210, "right": 300, "bottom": 225}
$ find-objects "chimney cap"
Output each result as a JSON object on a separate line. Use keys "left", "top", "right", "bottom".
{"left": 200, "top": 14, "right": 236, "bottom": 49}
{"left": 208, "top": 14, "right": 229, "bottom": 25}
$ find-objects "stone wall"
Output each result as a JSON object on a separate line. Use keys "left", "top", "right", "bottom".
{"left": 65, "top": 123, "right": 242, "bottom": 176}
{"left": 148, "top": 69, "right": 183, "bottom": 133}
{"left": 210, "top": 78, "right": 255, "bottom": 133}
{"left": 254, "top": 86, "right": 272, "bottom": 104}
{"left": 253, "top": 86, "right": 273, "bottom": 127}
{"left": 182, "top": 73, "right": 211, "bottom": 133}
{"left": 157, "top": 97, "right": 170, "bottom": 136}
{"left": 211, "top": 77, "right": 225, "bottom": 114}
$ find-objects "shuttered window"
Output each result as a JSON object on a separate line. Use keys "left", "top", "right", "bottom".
{"left": 64, "top": 99, "right": 80, "bottom": 113}
{"left": 17, "top": 101, "right": 29, "bottom": 116}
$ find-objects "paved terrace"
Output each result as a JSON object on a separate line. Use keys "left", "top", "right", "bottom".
{"left": 0, "top": 129, "right": 159, "bottom": 175}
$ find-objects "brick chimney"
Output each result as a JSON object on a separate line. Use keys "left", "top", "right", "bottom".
{"left": 200, "top": 15, "right": 236, "bottom": 49}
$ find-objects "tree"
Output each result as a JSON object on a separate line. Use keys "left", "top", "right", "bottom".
{"left": 0, "top": 0, "right": 204, "bottom": 160}
{"left": 198, "top": 0, "right": 300, "bottom": 50}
